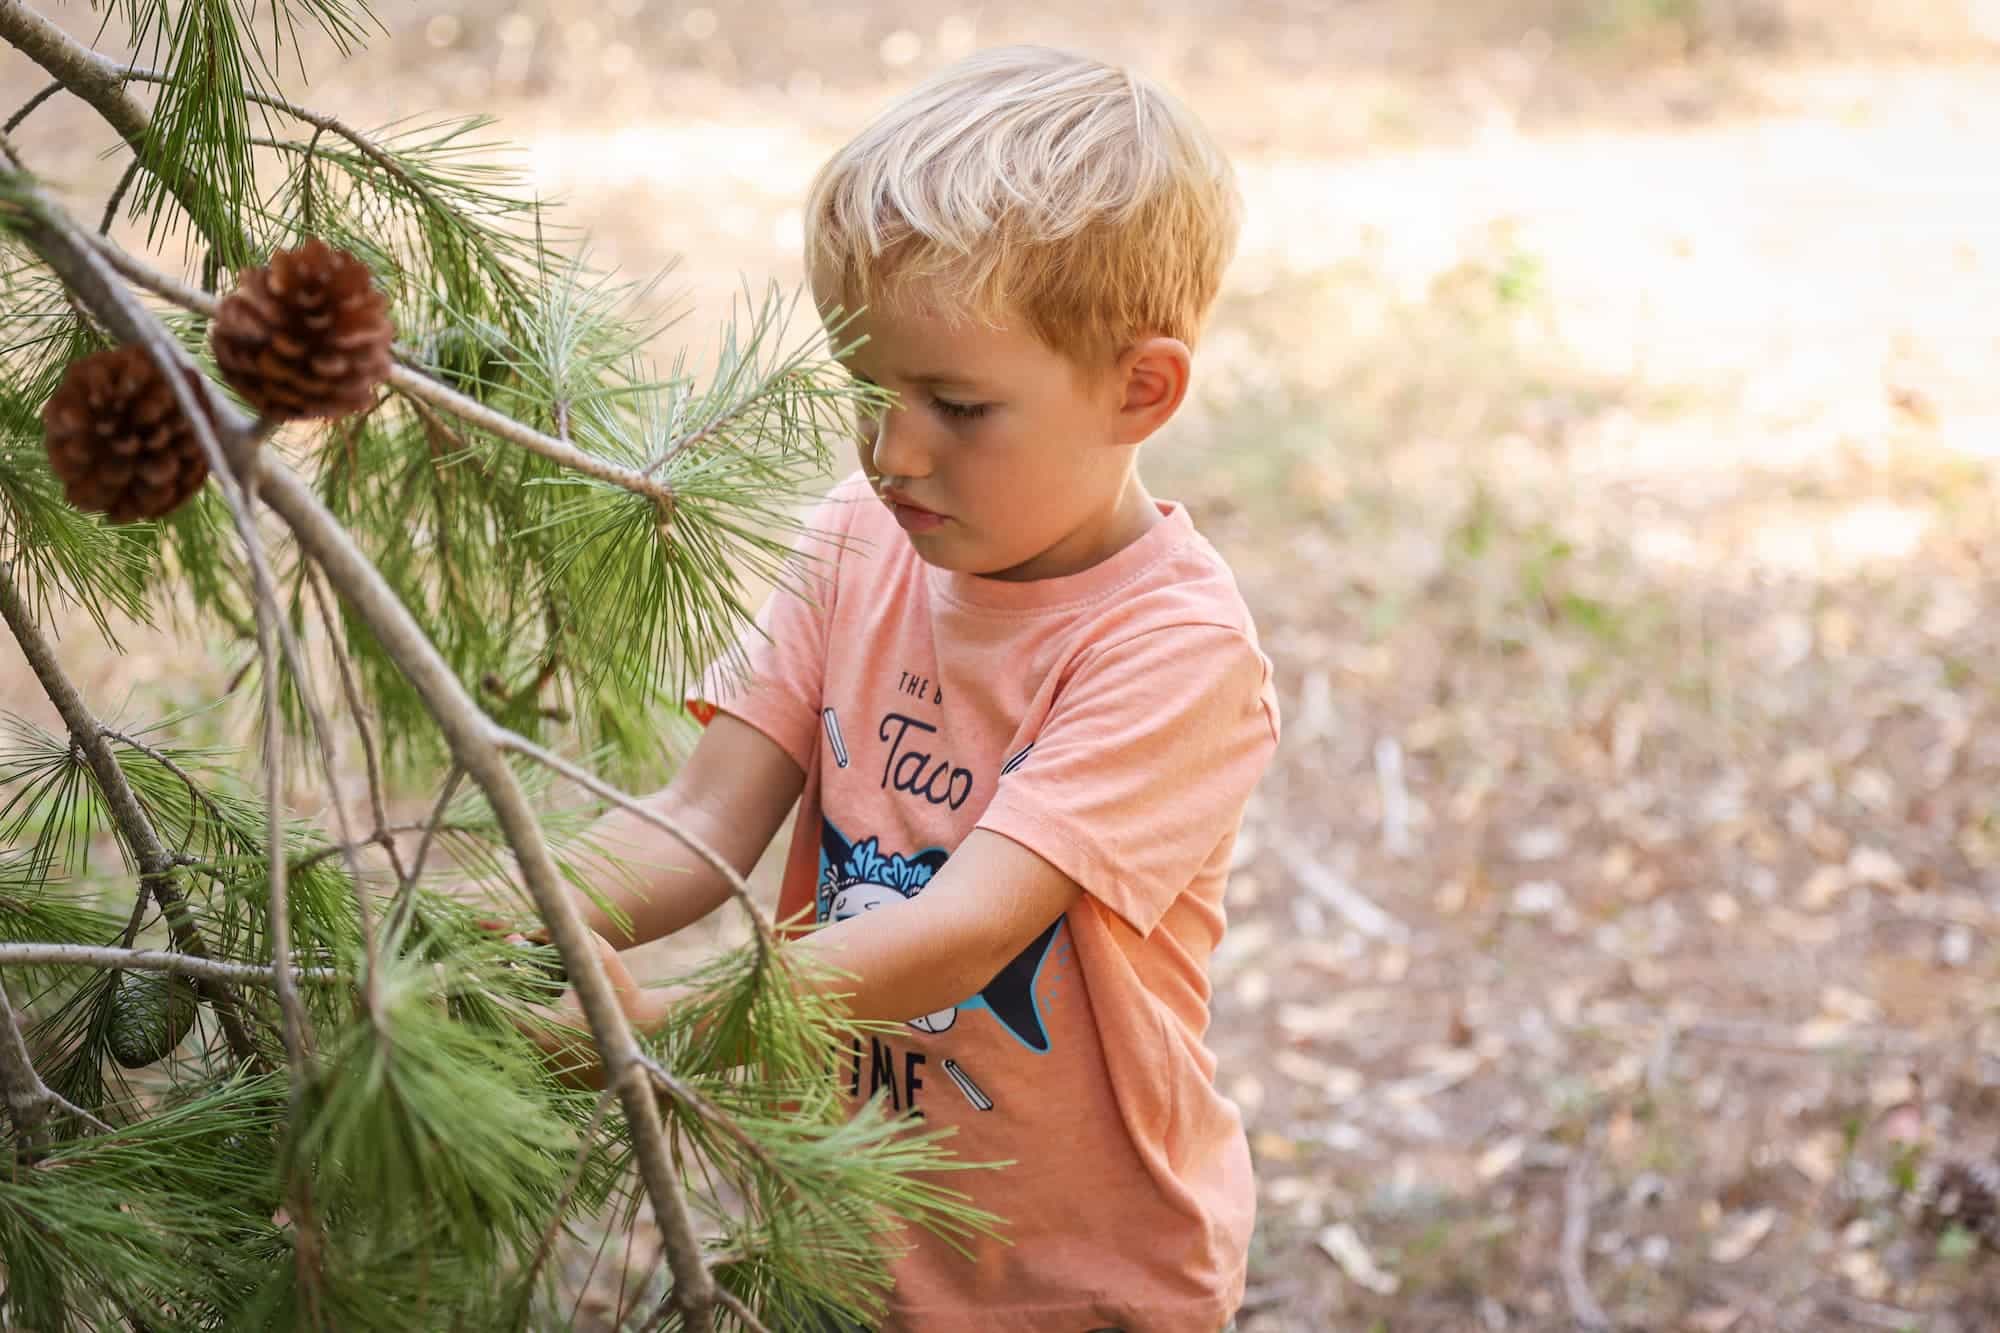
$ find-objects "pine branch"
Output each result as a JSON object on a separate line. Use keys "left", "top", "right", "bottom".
{"left": 5, "top": 162, "right": 348, "bottom": 1099}
{"left": 119, "top": 67, "right": 525, "bottom": 302}
{"left": 0, "top": 979, "right": 112, "bottom": 1142}
{"left": 5, "top": 122, "right": 944, "bottom": 1333}
{"left": 3, "top": 165, "right": 734, "bottom": 1327}
{"left": 0, "top": 0, "right": 252, "bottom": 264}
{"left": 255, "top": 459, "right": 722, "bottom": 1332}
{"left": 0, "top": 558, "right": 266, "bottom": 1069}
{"left": 0, "top": 942, "right": 336, "bottom": 986}
{"left": 79, "top": 226, "right": 685, "bottom": 511}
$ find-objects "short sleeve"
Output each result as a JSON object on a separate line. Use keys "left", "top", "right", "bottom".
{"left": 692, "top": 486, "right": 856, "bottom": 771}
{"left": 974, "top": 624, "right": 1280, "bottom": 936}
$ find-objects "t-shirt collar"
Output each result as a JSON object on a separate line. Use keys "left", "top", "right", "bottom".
{"left": 928, "top": 500, "right": 1193, "bottom": 613}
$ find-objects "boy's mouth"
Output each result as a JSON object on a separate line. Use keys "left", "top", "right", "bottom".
{"left": 880, "top": 488, "right": 947, "bottom": 533}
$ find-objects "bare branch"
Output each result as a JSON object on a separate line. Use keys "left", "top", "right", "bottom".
{"left": 494, "top": 732, "right": 775, "bottom": 957}
{"left": 304, "top": 561, "right": 404, "bottom": 884}
{"left": 2, "top": 78, "right": 61, "bottom": 135}
{"left": 99, "top": 155, "right": 141, "bottom": 235}
{"left": 0, "top": 943, "right": 337, "bottom": 987}
{"left": 0, "top": 979, "right": 113, "bottom": 1142}
{"left": 291, "top": 818, "right": 480, "bottom": 876}
{"left": 383, "top": 764, "right": 465, "bottom": 940}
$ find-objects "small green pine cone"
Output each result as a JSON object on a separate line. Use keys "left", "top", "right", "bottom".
{"left": 106, "top": 968, "right": 201, "bottom": 1069}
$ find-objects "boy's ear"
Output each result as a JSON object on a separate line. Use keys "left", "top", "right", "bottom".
{"left": 1109, "top": 336, "right": 1192, "bottom": 447}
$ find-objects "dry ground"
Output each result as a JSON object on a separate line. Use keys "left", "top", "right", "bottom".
{"left": 8, "top": 1, "right": 2000, "bottom": 1328}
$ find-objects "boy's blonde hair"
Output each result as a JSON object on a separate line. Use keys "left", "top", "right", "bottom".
{"left": 805, "top": 45, "right": 1241, "bottom": 367}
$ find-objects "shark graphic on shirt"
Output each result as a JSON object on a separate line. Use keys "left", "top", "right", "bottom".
{"left": 817, "top": 819, "right": 1062, "bottom": 1054}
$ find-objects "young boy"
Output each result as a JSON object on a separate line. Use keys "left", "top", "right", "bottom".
{"left": 561, "top": 45, "right": 1279, "bottom": 1332}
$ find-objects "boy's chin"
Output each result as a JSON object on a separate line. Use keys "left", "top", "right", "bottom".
{"left": 901, "top": 536, "right": 1011, "bottom": 578}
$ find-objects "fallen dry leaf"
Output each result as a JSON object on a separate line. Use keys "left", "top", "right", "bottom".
{"left": 1316, "top": 1222, "right": 1400, "bottom": 1295}
{"left": 1710, "top": 1206, "right": 1777, "bottom": 1264}
{"left": 1477, "top": 1136, "right": 1525, "bottom": 1181}
{"left": 1273, "top": 1050, "right": 1365, "bottom": 1101}
{"left": 1847, "top": 844, "right": 1906, "bottom": 887}
{"left": 1796, "top": 864, "right": 1849, "bottom": 911}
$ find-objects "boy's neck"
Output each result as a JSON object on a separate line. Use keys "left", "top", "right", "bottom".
{"left": 1063, "top": 472, "right": 1163, "bottom": 576}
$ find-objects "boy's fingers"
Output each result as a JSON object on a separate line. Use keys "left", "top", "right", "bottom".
{"left": 473, "top": 916, "right": 551, "bottom": 945}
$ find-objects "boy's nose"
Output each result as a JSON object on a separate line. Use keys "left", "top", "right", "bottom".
{"left": 868, "top": 410, "right": 930, "bottom": 479}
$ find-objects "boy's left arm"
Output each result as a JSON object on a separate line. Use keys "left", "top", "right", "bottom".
{"left": 764, "top": 830, "right": 1080, "bottom": 1024}
{"left": 537, "top": 833, "right": 1077, "bottom": 1061}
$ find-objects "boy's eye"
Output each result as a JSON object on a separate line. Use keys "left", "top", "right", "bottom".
{"left": 932, "top": 397, "right": 990, "bottom": 421}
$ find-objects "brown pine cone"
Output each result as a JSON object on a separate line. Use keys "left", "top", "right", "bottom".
{"left": 41, "top": 344, "right": 211, "bottom": 523}
{"left": 211, "top": 237, "right": 394, "bottom": 421}
{"left": 1915, "top": 1156, "right": 2000, "bottom": 1252}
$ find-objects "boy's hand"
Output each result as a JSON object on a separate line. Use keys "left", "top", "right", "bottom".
{"left": 485, "top": 924, "right": 661, "bottom": 1088}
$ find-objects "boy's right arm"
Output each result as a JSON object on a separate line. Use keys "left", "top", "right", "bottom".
{"left": 566, "top": 712, "right": 805, "bottom": 948}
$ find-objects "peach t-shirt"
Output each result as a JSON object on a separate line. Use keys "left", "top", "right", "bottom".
{"left": 700, "top": 472, "right": 1280, "bottom": 1333}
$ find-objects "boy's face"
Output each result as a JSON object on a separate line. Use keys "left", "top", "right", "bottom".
{"left": 820, "top": 275, "right": 1151, "bottom": 583}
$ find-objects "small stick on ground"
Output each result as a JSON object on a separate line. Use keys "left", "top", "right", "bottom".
{"left": 1561, "top": 1126, "right": 1612, "bottom": 1333}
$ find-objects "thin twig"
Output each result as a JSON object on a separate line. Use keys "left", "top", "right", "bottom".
{"left": 0, "top": 978, "right": 114, "bottom": 1141}
{"left": 642, "top": 381, "right": 761, "bottom": 476}
{"left": 290, "top": 819, "right": 479, "bottom": 876}
{"left": 100, "top": 727, "right": 234, "bottom": 833}
{"left": 2, "top": 78, "right": 61, "bottom": 135}
{"left": 99, "top": 156, "right": 140, "bottom": 235}
{"left": 303, "top": 562, "right": 407, "bottom": 887}
{"left": 516, "top": 1084, "right": 615, "bottom": 1306}
{"left": 637, "top": 1053, "right": 784, "bottom": 1178}
{"left": 0, "top": 943, "right": 335, "bottom": 986}
{"left": 387, "top": 359, "right": 680, "bottom": 509}
{"left": 714, "top": 1288, "right": 776, "bottom": 1333}
{"left": 252, "top": 563, "right": 312, "bottom": 1065}
{"left": 495, "top": 731, "right": 776, "bottom": 957}
{"left": 300, "top": 123, "right": 326, "bottom": 234}
{"left": 383, "top": 764, "right": 465, "bottom": 941}
{"left": 1560, "top": 1126, "right": 1612, "bottom": 1333}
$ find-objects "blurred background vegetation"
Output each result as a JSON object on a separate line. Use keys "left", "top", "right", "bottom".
{"left": 6, "top": 0, "right": 2000, "bottom": 1327}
